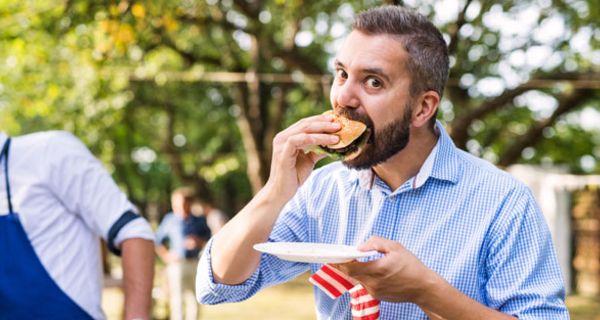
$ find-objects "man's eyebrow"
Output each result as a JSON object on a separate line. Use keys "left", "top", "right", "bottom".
{"left": 363, "top": 67, "right": 391, "bottom": 83}
{"left": 333, "top": 60, "right": 391, "bottom": 83}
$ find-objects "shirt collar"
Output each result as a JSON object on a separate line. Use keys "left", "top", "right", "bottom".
{"left": 412, "top": 136, "right": 438, "bottom": 188}
{"left": 352, "top": 120, "right": 460, "bottom": 190}
{"left": 429, "top": 120, "right": 461, "bottom": 184}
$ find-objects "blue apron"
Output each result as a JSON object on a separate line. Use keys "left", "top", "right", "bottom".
{"left": 0, "top": 138, "right": 93, "bottom": 319}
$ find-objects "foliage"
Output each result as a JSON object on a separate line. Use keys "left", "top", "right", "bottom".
{"left": 1, "top": 0, "right": 598, "bottom": 217}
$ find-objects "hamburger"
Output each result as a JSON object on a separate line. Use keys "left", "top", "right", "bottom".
{"left": 318, "top": 110, "right": 370, "bottom": 160}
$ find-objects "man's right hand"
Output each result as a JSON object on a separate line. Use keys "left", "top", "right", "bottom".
{"left": 265, "top": 112, "right": 340, "bottom": 200}
{"left": 209, "top": 112, "right": 340, "bottom": 285}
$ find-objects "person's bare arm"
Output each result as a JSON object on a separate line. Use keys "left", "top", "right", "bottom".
{"left": 210, "top": 187, "right": 290, "bottom": 284}
{"left": 335, "top": 237, "right": 516, "bottom": 320}
{"left": 121, "top": 238, "right": 155, "bottom": 320}
{"left": 211, "top": 114, "right": 340, "bottom": 285}
{"left": 155, "top": 244, "right": 169, "bottom": 261}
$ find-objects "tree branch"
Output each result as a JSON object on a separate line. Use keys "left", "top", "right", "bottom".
{"left": 179, "top": 5, "right": 322, "bottom": 74}
{"left": 148, "top": 21, "right": 223, "bottom": 66}
{"left": 496, "top": 89, "right": 595, "bottom": 167}
{"left": 163, "top": 34, "right": 222, "bottom": 66}
{"left": 449, "top": 71, "right": 600, "bottom": 148}
{"left": 268, "top": 45, "right": 323, "bottom": 74}
{"left": 449, "top": 83, "right": 531, "bottom": 148}
{"left": 233, "top": 0, "right": 260, "bottom": 19}
{"left": 447, "top": 0, "right": 473, "bottom": 57}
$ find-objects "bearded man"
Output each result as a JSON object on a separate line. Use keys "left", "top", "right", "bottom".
{"left": 195, "top": 5, "right": 568, "bottom": 319}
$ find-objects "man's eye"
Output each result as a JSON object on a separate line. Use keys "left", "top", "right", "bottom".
{"left": 336, "top": 69, "right": 348, "bottom": 79}
{"left": 366, "top": 77, "right": 382, "bottom": 88}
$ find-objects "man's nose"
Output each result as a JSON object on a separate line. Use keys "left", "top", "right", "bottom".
{"left": 335, "top": 81, "right": 360, "bottom": 110}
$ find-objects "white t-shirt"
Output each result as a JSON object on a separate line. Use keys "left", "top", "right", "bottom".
{"left": 0, "top": 131, "right": 154, "bottom": 320}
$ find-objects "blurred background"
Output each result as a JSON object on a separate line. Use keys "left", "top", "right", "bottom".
{"left": 1, "top": 0, "right": 599, "bottom": 319}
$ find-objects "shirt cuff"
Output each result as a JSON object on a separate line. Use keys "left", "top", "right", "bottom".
{"left": 196, "top": 238, "right": 261, "bottom": 304}
{"left": 113, "top": 216, "right": 155, "bottom": 247}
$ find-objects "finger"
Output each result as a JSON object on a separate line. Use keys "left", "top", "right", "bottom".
{"left": 294, "top": 119, "right": 341, "bottom": 135}
{"left": 330, "top": 260, "right": 362, "bottom": 278}
{"left": 312, "top": 112, "right": 336, "bottom": 122}
{"left": 357, "top": 236, "right": 398, "bottom": 253}
{"left": 273, "top": 111, "right": 337, "bottom": 143}
{"left": 274, "top": 121, "right": 340, "bottom": 149}
{"left": 286, "top": 113, "right": 335, "bottom": 130}
{"left": 286, "top": 133, "right": 339, "bottom": 151}
{"left": 332, "top": 259, "right": 380, "bottom": 280}
{"left": 284, "top": 115, "right": 340, "bottom": 137}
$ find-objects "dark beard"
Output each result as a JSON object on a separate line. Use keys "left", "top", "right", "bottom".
{"left": 341, "top": 103, "right": 413, "bottom": 170}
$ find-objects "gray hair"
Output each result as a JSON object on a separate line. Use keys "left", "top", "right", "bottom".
{"left": 353, "top": 6, "right": 449, "bottom": 100}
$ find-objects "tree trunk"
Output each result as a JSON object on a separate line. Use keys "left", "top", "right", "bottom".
{"left": 163, "top": 103, "right": 212, "bottom": 198}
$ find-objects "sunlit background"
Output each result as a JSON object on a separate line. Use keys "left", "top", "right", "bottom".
{"left": 1, "top": 0, "right": 599, "bottom": 318}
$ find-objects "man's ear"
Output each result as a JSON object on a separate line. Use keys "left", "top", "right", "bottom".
{"left": 412, "top": 90, "right": 439, "bottom": 128}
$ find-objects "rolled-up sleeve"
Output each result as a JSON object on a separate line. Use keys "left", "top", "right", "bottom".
{"left": 195, "top": 238, "right": 263, "bottom": 304}
{"left": 113, "top": 217, "right": 154, "bottom": 246}
{"left": 196, "top": 189, "right": 312, "bottom": 304}
{"left": 44, "top": 131, "right": 154, "bottom": 248}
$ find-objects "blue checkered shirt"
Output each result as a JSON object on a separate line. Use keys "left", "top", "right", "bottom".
{"left": 196, "top": 122, "right": 568, "bottom": 319}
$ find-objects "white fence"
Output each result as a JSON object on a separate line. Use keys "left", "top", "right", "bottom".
{"left": 507, "top": 164, "right": 600, "bottom": 295}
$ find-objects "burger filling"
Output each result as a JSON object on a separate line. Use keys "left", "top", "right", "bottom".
{"left": 320, "top": 127, "right": 371, "bottom": 158}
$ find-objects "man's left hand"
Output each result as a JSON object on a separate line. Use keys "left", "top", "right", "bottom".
{"left": 334, "top": 236, "right": 517, "bottom": 319}
{"left": 333, "top": 236, "right": 438, "bottom": 304}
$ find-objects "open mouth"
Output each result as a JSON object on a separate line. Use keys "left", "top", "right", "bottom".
{"left": 320, "top": 127, "right": 372, "bottom": 158}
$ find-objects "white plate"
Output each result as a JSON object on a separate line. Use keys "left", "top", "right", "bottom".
{"left": 253, "top": 242, "right": 378, "bottom": 264}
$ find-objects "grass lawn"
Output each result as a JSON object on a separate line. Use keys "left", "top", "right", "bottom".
{"left": 566, "top": 295, "right": 600, "bottom": 320}
{"left": 103, "top": 272, "right": 600, "bottom": 319}
{"left": 102, "top": 272, "right": 315, "bottom": 320}
{"left": 199, "top": 273, "right": 315, "bottom": 320}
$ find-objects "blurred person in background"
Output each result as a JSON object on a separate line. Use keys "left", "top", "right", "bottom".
{"left": 0, "top": 131, "right": 155, "bottom": 320}
{"left": 155, "top": 187, "right": 211, "bottom": 320}
{"left": 191, "top": 197, "right": 228, "bottom": 235}
{"left": 195, "top": 5, "right": 568, "bottom": 319}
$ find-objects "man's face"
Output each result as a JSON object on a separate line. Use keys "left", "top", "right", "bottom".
{"left": 171, "top": 194, "right": 190, "bottom": 217}
{"left": 330, "top": 31, "right": 415, "bottom": 169}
